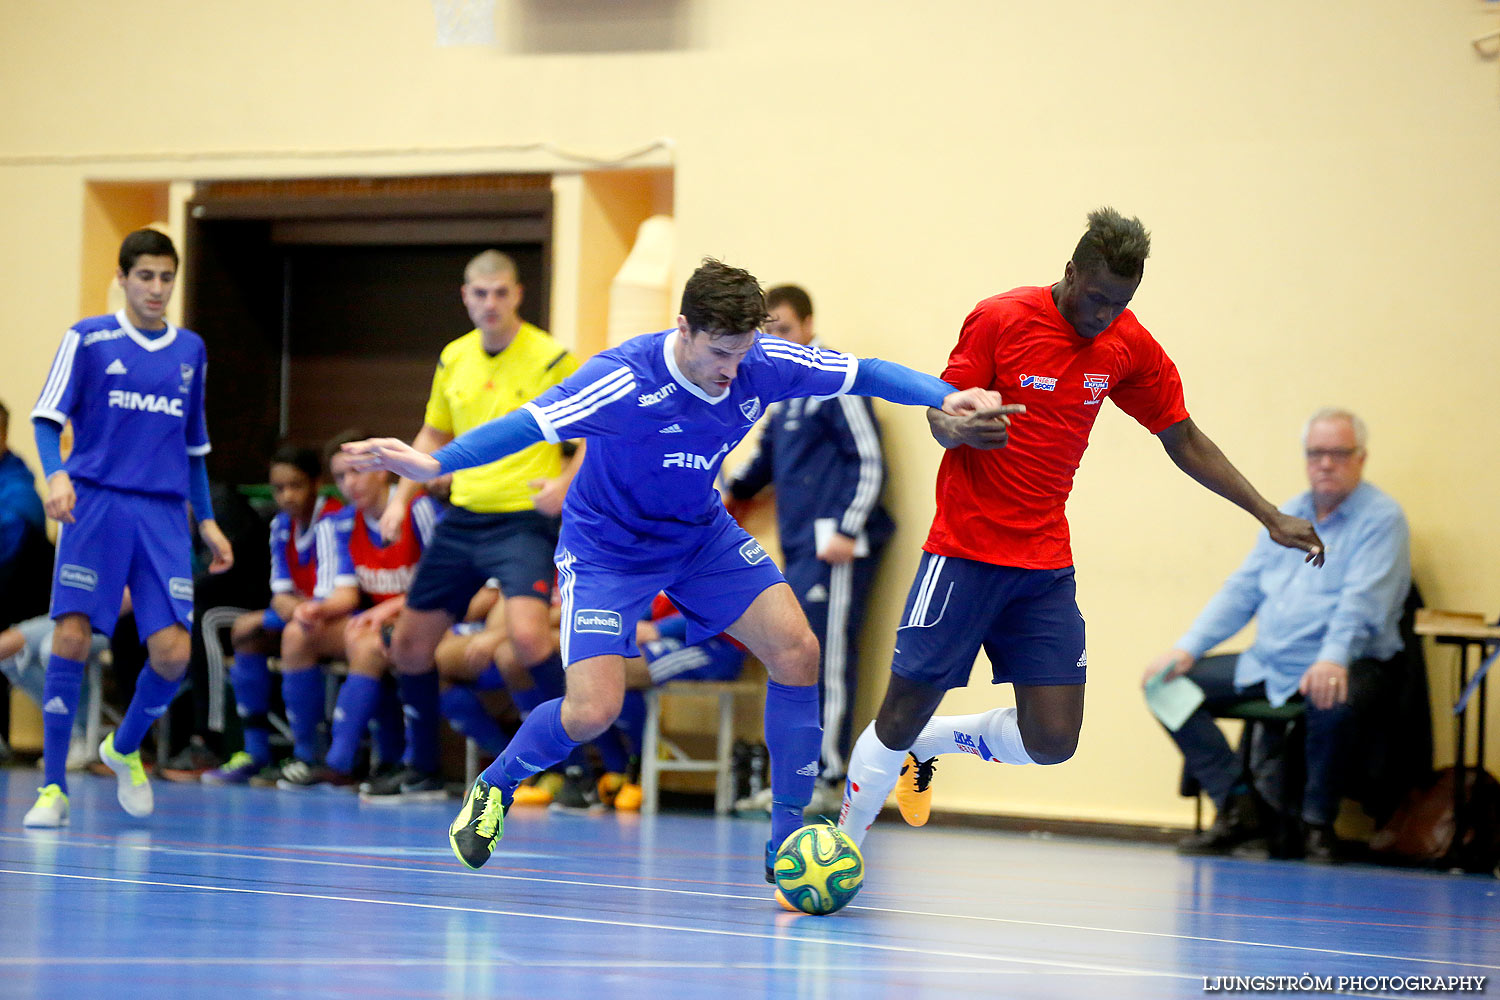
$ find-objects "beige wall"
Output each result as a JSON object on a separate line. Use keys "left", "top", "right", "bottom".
{"left": 2, "top": 1, "right": 1497, "bottom": 825}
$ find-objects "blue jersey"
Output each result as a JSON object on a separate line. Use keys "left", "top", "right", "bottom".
{"left": 31, "top": 311, "right": 210, "bottom": 500}
{"left": 523, "top": 329, "right": 857, "bottom": 570}
{"left": 269, "top": 495, "right": 342, "bottom": 598}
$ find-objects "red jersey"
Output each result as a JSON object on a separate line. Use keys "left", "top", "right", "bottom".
{"left": 347, "top": 500, "right": 426, "bottom": 604}
{"left": 926, "top": 285, "right": 1189, "bottom": 569}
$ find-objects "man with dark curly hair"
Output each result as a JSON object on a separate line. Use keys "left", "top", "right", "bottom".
{"left": 837, "top": 208, "right": 1327, "bottom": 851}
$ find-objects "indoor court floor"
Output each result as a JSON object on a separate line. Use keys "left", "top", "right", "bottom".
{"left": 1, "top": 768, "right": 1496, "bottom": 1000}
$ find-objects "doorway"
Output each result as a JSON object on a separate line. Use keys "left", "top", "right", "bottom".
{"left": 184, "top": 176, "right": 553, "bottom": 485}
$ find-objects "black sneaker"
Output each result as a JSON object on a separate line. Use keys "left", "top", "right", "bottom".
{"left": 359, "top": 765, "right": 446, "bottom": 805}
{"left": 160, "top": 735, "right": 223, "bottom": 783}
{"left": 449, "top": 777, "right": 509, "bottom": 870}
{"left": 276, "top": 759, "right": 356, "bottom": 792}
{"left": 357, "top": 761, "right": 404, "bottom": 795}
{"left": 764, "top": 837, "right": 777, "bottom": 884}
{"left": 549, "top": 766, "right": 605, "bottom": 813}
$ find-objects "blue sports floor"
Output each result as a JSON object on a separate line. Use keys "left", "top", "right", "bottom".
{"left": 1, "top": 769, "right": 1496, "bottom": 1000}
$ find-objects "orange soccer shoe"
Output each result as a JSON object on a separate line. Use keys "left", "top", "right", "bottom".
{"left": 894, "top": 753, "right": 936, "bottom": 827}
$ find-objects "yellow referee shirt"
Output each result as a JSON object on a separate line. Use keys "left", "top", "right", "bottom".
{"left": 423, "top": 323, "right": 580, "bottom": 513}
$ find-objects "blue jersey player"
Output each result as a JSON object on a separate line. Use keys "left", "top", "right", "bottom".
{"left": 25, "top": 229, "right": 233, "bottom": 828}
{"left": 345, "top": 258, "right": 1000, "bottom": 895}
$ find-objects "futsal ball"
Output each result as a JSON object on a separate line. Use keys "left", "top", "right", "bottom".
{"left": 773, "top": 824, "right": 865, "bottom": 915}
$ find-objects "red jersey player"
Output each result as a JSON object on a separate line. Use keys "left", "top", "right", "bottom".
{"left": 837, "top": 207, "right": 1325, "bottom": 850}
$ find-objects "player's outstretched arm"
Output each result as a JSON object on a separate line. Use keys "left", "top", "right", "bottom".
{"left": 342, "top": 438, "right": 443, "bottom": 481}
{"left": 1156, "top": 417, "right": 1325, "bottom": 566}
{"left": 382, "top": 423, "right": 455, "bottom": 542}
{"left": 346, "top": 407, "right": 546, "bottom": 482}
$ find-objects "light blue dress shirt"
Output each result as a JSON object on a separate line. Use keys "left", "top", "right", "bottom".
{"left": 1176, "top": 481, "right": 1410, "bottom": 706}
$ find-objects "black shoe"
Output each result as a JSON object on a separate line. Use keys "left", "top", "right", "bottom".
{"left": 550, "top": 766, "right": 605, "bottom": 813}
{"left": 357, "top": 761, "right": 404, "bottom": 795}
{"left": 275, "top": 759, "right": 356, "bottom": 791}
{"left": 359, "top": 765, "right": 446, "bottom": 804}
{"left": 1177, "top": 791, "right": 1263, "bottom": 855}
{"left": 160, "top": 735, "right": 223, "bottom": 782}
{"left": 1303, "top": 824, "right": 1340, "bottom": 864}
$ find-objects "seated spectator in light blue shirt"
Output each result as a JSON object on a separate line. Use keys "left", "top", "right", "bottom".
{"left": 1144, "top": 407, "right": 1410, "bottom": 861}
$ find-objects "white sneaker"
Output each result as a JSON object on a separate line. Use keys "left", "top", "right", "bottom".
{"left": 66, "top": 732, "right": 97, "bottom": 771}
{"left": 99, "top": 733, "right": 154, "bottom": 817}
{"left": 804, "top": 781, "right": 844, "bottom": 819}
{"left": 734, "top": 786, "right": 774, "bottom": 814}
{"left": 24, "top": 785, "right": 70, "bottom": 828}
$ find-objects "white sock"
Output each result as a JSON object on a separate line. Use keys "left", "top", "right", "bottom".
{"left": 837, "top": 723, "right": 908, "bottom": 849}
{"left": 908, "top": 706, "right": 1034, "bottom": 765}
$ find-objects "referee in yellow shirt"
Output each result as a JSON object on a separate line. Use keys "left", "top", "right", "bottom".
{"left": 369, "top": 250, "right": 581, "bottom": 800}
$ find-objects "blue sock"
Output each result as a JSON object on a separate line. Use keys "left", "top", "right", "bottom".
{"left": 480, "top": 698, "right": 578, "bottom": 792}
{"left": 230, "top": 652, "right": 272, "bottom": 766}
{"left": 510, "top": 653, "right": 565, "bottom": 717}
{"left": 281, "top": 668, "right": 326, "bottom": 763}
{"left": 397, "top": 671, "right": 441, "bottom": 774}
{"left": 114, "top": 663, "right": 181, "bottom": 755}
{"left": 594, "top": 727, "right": 630, "bottom": 774}
{"left": 530, "top": 654, "right": 566, "bottom": 699}
{"left": 325, "top": 675, "right": 382, "bottom": 774}
{"left": 615, "top": 690, "right": 647, "bottom": 760}
{"left": 371, "top": 680, "right": 405, "bottom": 767}
{"left": 471, "top": 664, "right": 506, "bottom": 691}
{"left": 441, "top": 685, "right": 510, "bottom": 754}
{"left": 764, "top": 681, "right": 821, "bottom": 847}
{"left": 41, "top": 654, "right": 85, "bottom": 792}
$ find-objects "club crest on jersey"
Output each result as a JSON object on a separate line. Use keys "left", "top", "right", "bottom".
{"left": 179, "top": 364, "right": 194, "bottom": 392}
{"left": 59, "top": 564, "right": 97, "bottom": 591}
{"left": 739, "top": 540, "right": 768, "bottom": 565}
{"left": 1019, "top": 374, "right": 1057, "bottom": 391}
{"left": 108, "top": 389, "right": 184, "bottom": 417}
{"left": 574, "top": 609, "right": 623, "bottom": 635}
{"left": 637, "top": 383, "right": 677, "bottom": 406}
{"left": 1083, "top": 372, "right": 1110, "bottom": 403}
{"left": 739, "top": 396, "right": 762, "bottom": 421}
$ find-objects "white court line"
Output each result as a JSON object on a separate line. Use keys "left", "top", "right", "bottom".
{"left": 4, "top": 836, "right": 1496, "bottom": 975}
{"left": 0, "top": 956, "right": 1066, "bottom": 976}
{"left": 0, "top": 866, "right": 1189, "bottom": 984}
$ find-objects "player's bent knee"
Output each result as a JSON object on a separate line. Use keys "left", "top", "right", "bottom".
{"left": 1020, "top": 730, "right": 1079, "bottom": 765}
{"left": 509, "top": 629, "right": 552, "bottom": 669}
{"left": 388, "top": 632, "right": 436, "bottom": 675}
{"left": 763, "top": 630, "right": 820, "bottom": 686}
{"left": 153, "top": 659, "right": 190, "bottom": 683}
{"left": 561, "top": 698, "right": 619, "bottom": 742}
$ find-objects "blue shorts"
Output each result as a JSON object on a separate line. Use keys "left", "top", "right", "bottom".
{"left": 405, "top": 507, "right": 558, "bottom": 618}
{"left": 50, "top": 480, "right": 194, "bottom": 641}
{"left": 556, "top": 520, "right": 785, "bottom": 666}
{"left": 891, "top": 553, "right": 1086, "bottom": 690}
